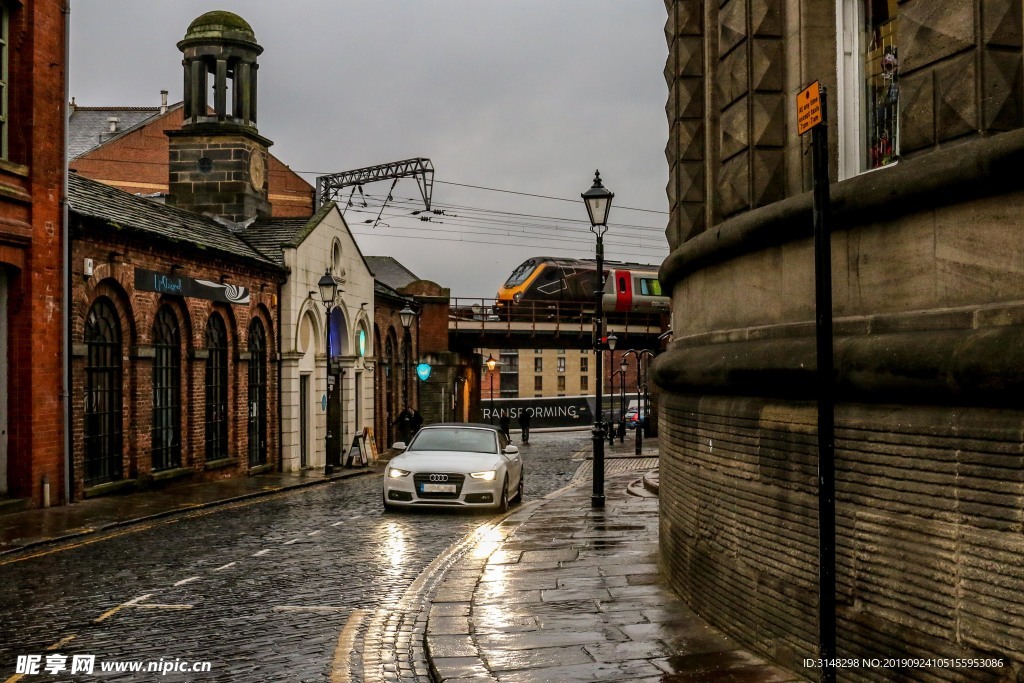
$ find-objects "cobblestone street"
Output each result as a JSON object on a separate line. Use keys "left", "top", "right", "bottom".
{"left": 0, "top": 432, "right": 591, "bottom": 682}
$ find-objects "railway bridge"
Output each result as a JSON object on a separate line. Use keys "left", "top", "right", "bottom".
{"left": 447, "top": 298, "right": 666, "bottom": 352}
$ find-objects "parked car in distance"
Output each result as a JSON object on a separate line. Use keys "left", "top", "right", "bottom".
{"left": 383, "top": 423, "right": 524, "bottom": 512}
{"left": 625, "top": 408, "right": 645, "bottom": 429}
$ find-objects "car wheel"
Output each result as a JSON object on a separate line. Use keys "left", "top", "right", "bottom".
{"left": 497, "top": 477, "right": 509, "bottom": 513}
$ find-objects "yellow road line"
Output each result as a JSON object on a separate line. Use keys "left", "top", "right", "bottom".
{"left": 331, "top": 608, "right": 368, "bottom": 683}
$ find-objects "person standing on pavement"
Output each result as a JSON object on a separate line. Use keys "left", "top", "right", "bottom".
{"left": 397, "top": 404, "right": 414, "bottom": 443}
{"left": 517, "top": 410, "right": 531, "bottom": 443}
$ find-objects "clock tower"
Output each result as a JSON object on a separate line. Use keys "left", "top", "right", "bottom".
{"left": 166, "top": 11, "right": 272, "bottom": 222}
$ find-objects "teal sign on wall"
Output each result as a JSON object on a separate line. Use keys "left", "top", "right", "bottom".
{"left": 358, "top": 329, "right": 366, "bottom": 356}
{"left": 416, "top": 363, "right": 432, "bottom": 381}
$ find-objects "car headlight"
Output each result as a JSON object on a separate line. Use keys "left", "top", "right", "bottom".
{"left": 388, "top": 467, "right": 410, "bottom": 478}
{"left": 470, "top": 471, "right": 496, "bottom": 481}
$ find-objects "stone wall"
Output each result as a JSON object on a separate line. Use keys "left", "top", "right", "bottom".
{"left": 659, "top": 392, "right": 1024, "bottom": 680}
{"left": 660, "top": 1, "right": 1024, "bottom": 677}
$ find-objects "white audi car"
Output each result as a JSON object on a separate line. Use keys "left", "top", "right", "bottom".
{"left": 383, "top": 423, "right": 524, "bottom": 511}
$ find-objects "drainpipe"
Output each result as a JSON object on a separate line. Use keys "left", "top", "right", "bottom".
{"left": 61, "top": 0, "right": 72, "bottom": 504}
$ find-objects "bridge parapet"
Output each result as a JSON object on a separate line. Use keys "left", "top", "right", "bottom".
{"left": 449, "top": 298, "right": 666, "bottom": 351}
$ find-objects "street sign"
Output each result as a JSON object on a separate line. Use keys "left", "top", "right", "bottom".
{"left": 416, "top": 363, "right": 432, "bottom": 381}
{"left": 797, "top": 81, "right": 822, "bottom": 136}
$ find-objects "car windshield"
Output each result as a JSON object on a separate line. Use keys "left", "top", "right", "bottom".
{"left": 408, "top": 428, "right": 498, "bottom": 454}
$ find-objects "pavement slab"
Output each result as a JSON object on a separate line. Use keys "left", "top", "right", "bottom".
{"left": 412, "top": 463, "right": 805, "bottom": 683}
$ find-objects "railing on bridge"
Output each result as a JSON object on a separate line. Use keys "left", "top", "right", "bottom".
{"left": 449, "top": 298, "right": 664, "bottom": 337}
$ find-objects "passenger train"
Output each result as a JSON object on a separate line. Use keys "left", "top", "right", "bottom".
{"left": 495, "top": 257, "right": 668, "bottom": 313}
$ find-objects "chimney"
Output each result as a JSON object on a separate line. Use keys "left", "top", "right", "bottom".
{"left": 107, "top": 117, "right": 119, "bottom": 133}
{"left": 160, "top": 90, "right": 168, "bottom": 115}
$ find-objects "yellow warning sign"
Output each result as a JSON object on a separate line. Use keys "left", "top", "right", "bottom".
{"left": 797, "top": 81, "right": 822, "bottom": 136}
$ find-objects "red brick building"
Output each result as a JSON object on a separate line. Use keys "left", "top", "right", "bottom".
{"left": 0, "top": 0, "right": 67, "bottom": 508}
{"left": 65, "top": 11, "right": 290, "bottom": 499}
{"left": 68, "top": 175, "right": 284, "bottom": 499}
{"left": 69, "top": 100, "right": 315, "bottom": 218}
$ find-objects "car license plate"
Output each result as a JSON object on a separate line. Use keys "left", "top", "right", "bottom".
{"left": 421, "top": 483, "right": 456, "bottom": 493}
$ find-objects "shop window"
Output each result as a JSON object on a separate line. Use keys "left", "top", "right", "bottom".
{"left": 248, "top": 318, "right": 267, "bottom": 466}
{"left": 84, "top": 298, "right": 123, "bottom": 486}
{"left": 152, "top": 306, "right": 181, "bottom": 472}
{"left": 205, "top": 314, "right": 229, "bottom": 461}
{"left": 838, "top": 0, "right": 900, "bottom": 178}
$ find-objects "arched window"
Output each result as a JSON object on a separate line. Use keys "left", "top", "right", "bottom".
{"left": 247, "top": 318, "right": 267, "bottom": 466}
{"left": 204, "top": 313, "right": 229, "bottom": 461}
{"left": 84, "top": 298, "right": 123, "bottom": 485}
{"left": 152, "top": 306, "right": 181, "bottom": 471}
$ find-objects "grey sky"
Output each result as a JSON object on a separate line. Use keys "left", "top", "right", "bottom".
{"left": 70, "top": 2, "right": 669, "bottom": 297}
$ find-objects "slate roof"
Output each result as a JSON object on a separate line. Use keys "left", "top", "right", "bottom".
{"left": 243, "top": 218, "right": 311, "bottom": 267}
{"left": 68, "top": 173, "right": 281, "bottom": 270}
{"left": 365, "top": 256, "right": 419, "bottom": 290}
{"left": 244, "top": 202, "right": 334, "bottom": 267}
{"left": 68, "top": 105, "right": 179, "bottom": 159}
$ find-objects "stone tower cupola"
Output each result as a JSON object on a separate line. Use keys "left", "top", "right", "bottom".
{"left": 166, "top": 11, "right": 272, "bottom": 222}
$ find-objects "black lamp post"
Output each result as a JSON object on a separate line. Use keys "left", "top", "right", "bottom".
{"left": 318, "top": 269, "right": 338, "bottom": 475}
{"left": 485, "top": 353, "right": 497, "bottom": 424}
{"left": 618, "top": 357, "right": 627, "bottom": 442}
{"left": 399, "top": 305, "right": 415, "bottom": 411}
{"left": 606, "top": 333, "right": 618, "bottom": 445}
{"left": 610, "top": 369, "right": 625, "bottom": 446}
{"left": 582, "top": 170, "right": 613, "bottom": 509}
{"left": 639, "top": 349, "right": 654, "bottom": 437}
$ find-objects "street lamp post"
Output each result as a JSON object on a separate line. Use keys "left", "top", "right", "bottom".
{"left": 619, "top": 357, "right": 628, "bottom": 442}
{"left": 485, "top": 353, "right": 497, "bottom": 424}
{"left": 636, "top": 349, "right": 654, "bottom": 454}
{"left": 318, "top": 269, "right": 338, "bottom": 475}
{"left": 606, "top": 333, "right": 618, "bottom": 446}
{"left": 610, "top": 369, "right": 626, "bottom": 446}
{"left": 399, "top": 305, "right": 416, "bottom": 411}
{"left": 582, "top": 170, "right": 613, "bottom": 509}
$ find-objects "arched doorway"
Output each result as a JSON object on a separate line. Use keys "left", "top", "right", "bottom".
{"left": 84, "top": 298, "right": 123, "bottom": 485}
{"left": 248, "top": 318, "right": 267, "bottom": 466}
{"left": 152, "top": 306, "right": 181, "bottom": 472}
{"left": 204, "top": 313, "right": 229, "bottom": 462}
{"left": 326, "top": 307, "right": 348, "bottom": 468}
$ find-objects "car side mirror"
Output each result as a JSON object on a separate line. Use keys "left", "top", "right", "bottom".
{"left": 392, "top": 442, "right": 407, "bottom": 450}
{"left": 504, "top": 445, "right": 519, "bottom": 455}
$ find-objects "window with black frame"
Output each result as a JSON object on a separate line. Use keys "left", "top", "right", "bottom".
{"left": 84, "top": 298, "right": 123, "bottom": 485}
{"left": 204, "top": 313, "right": 229, "bottom": 461}
{"left": 247, "top": 318, "right": 267, "bottom": 466}
{"left": 152, "top": 306, "right": 181, "bottom": 472}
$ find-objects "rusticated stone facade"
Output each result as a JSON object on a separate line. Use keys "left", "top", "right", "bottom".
{"left": 659, "top": 1, "right": 1024, "bottom": 679}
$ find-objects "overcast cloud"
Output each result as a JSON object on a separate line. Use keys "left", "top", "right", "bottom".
{"left": 70, "top": 2, "right": 669, "bottom": 297}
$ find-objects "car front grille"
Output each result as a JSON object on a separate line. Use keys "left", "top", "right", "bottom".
{"left": 413, "top": 473, "right": 466, "bottom": 499}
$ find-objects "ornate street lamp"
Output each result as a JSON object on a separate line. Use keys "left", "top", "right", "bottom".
{"left": 485, "top": 353, "right": 497, "bottom": 424}
{"left": 318, "top": 269, "right": 338, "bottom": 474}
{"left": 582, "top": 170, "right": 613, "bottom": 508}
{"left": 399, "top": 304, "right": 416, "bottom": 414}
